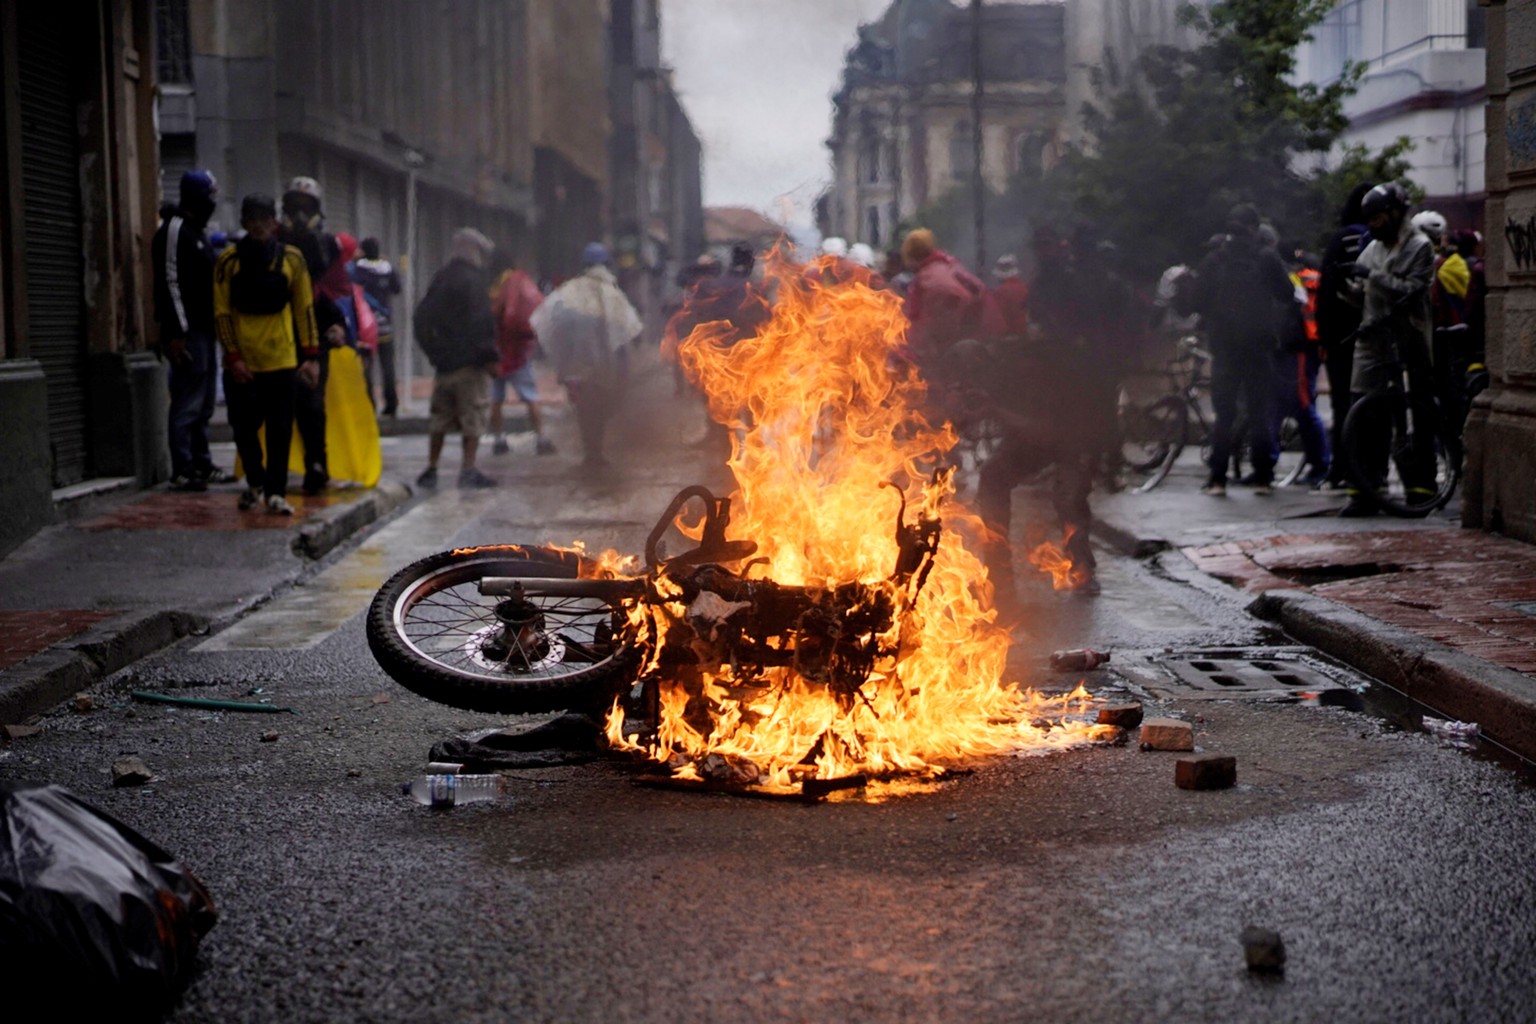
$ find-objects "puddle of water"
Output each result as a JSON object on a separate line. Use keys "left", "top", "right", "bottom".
{"left": 1343, "top": 683, "right": 1535, "bottom": 787}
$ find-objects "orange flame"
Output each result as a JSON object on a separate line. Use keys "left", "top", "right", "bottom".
{"left": 607, "top": 251, "right": 1108, "bottom": 790}
{"left": 1027, "top": 525, "right": 1093, "bottom": 592}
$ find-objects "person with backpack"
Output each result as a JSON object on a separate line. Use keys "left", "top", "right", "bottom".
{"left": 212, "top": 194, "right": 320, "bottom": 515}
{"left": 351, "top": 237, "right": 402, "bottom": 416}
{"left": 412, "top": 228, "right": 501, "bottom": 489}
{"left": 1182, "top": 203, "right": 1298, "bottom": 497}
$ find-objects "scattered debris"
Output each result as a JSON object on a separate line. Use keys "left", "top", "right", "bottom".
{"left": 1241, "top": 926, "right": 1286, "bottom": 973}
{"left": 259, "top": 731, "right": 280, "bottom": 743}
{"left": 130, "top": 691, "right": 294, "bottom": 714}
{"left": 1049, "top": 648, "right": 1111, "bottom": 672}
{"left": 2, "top": 724, "right": 41, "bottom": 741}
{"left": 1096, "top": 702, "right": 1144, "bottom": 729}
{"left": 801, "top": 774, "right": 866, "bottom": 798}
{"left": 111, "top": 757, "right": 154, "bottom": 787}
{"left": 700, "top": 753, "right": 763, "bottom": 787}
{"left": 1422, "top": 717, "right": 1479, "bottom": 745}
{"left": 1139, "top": 718, "right": 1194, "bottom": 752}
{"left": 428, "top": 713, "right": 604, "bottom": 770}
{"left": 370, "top": 693, "right": 393, "bottom": 705}
{"left": 346, "top": 769, "right": 363, "bottom": 778}
{"left": 73, "top": 695, "right": 96, "bottom": 714}
{"left": 1175, "top": 753, "right": 1236, "bottom": 790}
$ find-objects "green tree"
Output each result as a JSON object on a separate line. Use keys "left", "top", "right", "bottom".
{"left": 1056, "top": 0, "right": 1414, "bottom": 279}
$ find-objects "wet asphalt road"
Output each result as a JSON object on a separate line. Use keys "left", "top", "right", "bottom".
{"left": 5, "top": 364, "right": 1535, "bottom": 1023}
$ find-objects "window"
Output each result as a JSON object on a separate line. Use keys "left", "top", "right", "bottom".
{"left": 1467, "top": 0, "right": 1487, "bottom": 48}
{"left": 154, "top": 0, "right": 193, "bottom": 86}
{"left": 950, "top": 120, "right": 975, "bottom": 182}
{"left": 867, "top": 206, "right": 882, "bottom": 248}
{"left": 860, "top": 133, "right": 882, "bottom": 184}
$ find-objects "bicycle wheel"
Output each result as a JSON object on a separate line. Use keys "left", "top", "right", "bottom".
{"left": 366, "top": 545, "right": 642, "bottom": 714}
{"left": 1340, "top": 389, "right": 1460, "bottom": 517}
{"left": 1120, "top": 395, "right": 1187, "bottom": 491}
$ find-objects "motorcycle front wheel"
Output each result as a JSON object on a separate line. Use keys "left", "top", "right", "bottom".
{"left": 366, "top": 545, "right": 642, "bottom": 715}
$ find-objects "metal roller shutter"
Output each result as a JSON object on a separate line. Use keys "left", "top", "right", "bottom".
{"left": 17, "top": 6, "right": 88, "bottom": 486}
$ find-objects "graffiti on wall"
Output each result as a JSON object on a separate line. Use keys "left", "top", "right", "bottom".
{"left": 1511, "top": 212, "right": 1536, "bottom": 272}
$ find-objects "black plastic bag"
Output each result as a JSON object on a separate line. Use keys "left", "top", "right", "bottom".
{"left": 0, "top": 783, "right": 217, "bottom": 1014}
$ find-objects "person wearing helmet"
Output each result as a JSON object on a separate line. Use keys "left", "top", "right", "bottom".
{"left": 991, "top": 253, "right": 1029, "bottom": 338}
{"left": 153, "top": 169, "right": 237, "bottom": 491}
{"left": 819, "top": 236, "right": 848, "bottom": 259}
{"left": 528, "top": 242, "right": 644, "bottom": 469}
{"left": 1315, "top": 183, "right": 1375, "bottom": 490}
{"left": 279, "top": 175, "right": 348, "bottom": 494}
{"left": 1342, "top": 182, "right": 1437, "bottom": 516}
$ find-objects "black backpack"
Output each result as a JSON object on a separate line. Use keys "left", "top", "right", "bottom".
{"left": 230, "top": 241, "right": 292, "bottom": 316}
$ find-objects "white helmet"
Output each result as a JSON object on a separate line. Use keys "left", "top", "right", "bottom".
{"left": 819, "top": 236, "right": 848, "bottom": 258}
{"left": 1412, "top": 210, "right": 1447, "bottom": 242}
{"left": 847, "top": 242, "right": 876, "bottom": 268}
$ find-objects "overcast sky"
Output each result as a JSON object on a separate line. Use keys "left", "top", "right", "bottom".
{"left": 659, "top": 0, "right": 893, "bottom": 229}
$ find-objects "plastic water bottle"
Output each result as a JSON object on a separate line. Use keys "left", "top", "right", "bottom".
{"left": 401, "top": 773, "right": 506, "bottom": 808}
{"left": 1049, "top": 648, "right": 1111, "bottom": 671}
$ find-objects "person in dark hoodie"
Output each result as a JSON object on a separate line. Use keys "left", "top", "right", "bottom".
{"left": 412, "top": 228, "right": 501, "bottom": 489}
{"left": 1184, "top": 203, "right": 1298, "bottom": 496}
{"left": 279, "top": 176, "right": 348, "bottom": 494}
{"left": 153, "top": 169, "right": 234, "bottom": 490}
{"left": 1315, "top": 182, "right": 1374, "bottom": 490}
{"left": 351, "top": 237, "right": 403, "bottom": 416}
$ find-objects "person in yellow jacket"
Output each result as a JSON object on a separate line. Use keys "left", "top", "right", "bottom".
{"left": 213, "top": 193, "right": 320, "bottom": 515}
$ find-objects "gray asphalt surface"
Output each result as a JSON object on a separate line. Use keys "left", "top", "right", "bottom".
{"left": 4, "top": 358, "right": 1533, "bottom": 1023}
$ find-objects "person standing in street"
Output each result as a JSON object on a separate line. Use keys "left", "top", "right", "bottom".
{"left": 352, "top": 237, "right": 402, "bottom": 416}
{"left": 1341, "top": 183, "right": 1437, "bottom": 517}
{"left": 529, "top": 243, "right": 644, "bottom": 470}
{"left": 412, "top": 228, "right": 500, "bottom": 489}
{"left": 279, "top": 176, "right": 348, "bottom": 495}
{"left": 1315, "top": 183, "right": 1374, "bottom": 490}
{"left": 990, "top": 253, "right": 1030, "bottom": 339}
{"left": 1183, "top": 203, "right": 1297, "bottom": 497}
{"left": 153, "top": 169, "right": 235, "bottom": 491}
{"left": 488, "top": 247, "right": 554, "bottom": 457}
{"left": 213, "top": 194, "right": 320, "bottom": 516}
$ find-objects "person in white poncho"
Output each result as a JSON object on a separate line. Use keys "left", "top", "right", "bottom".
{"left": 529, "top": 243, "right": 644, "bottom": 467}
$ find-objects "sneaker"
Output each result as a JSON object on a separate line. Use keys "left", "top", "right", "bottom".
{"left": 458, "top": 467, "right": 499, "bottom": 489}
{"left": 1252, "top": 482, "right": 1274, "bottom": 497}
{"left": 200, "top": 466, "right": 239, "bottom": 485}
{"left": 492, "top": 436, "right": 510, "bottom": 456}
{"left": 1339, "top": 500, "right": 1377, "bottom": 518}
{"left": 302, "top": 470, "right": 328, "bottom": 496}
{"left": 237, "top": 488, "right": 261, "bottom": 510}
{"left": 1200, "top": 481, "right": 1227, "bottom": 497}
{"left": 168, "top": 474, "right": 207, "bottom": 492}
{"left": 1303, "top": 468, "right": 1331, "bottom": 488}
{"left": 265, "top": 494, "right": 295, "bottom": 516}
{"left": 415, "top": 466, "right": 439, "bottom": 489}
{"left": 535, "top": 435, "right": 557, "bottom": 456}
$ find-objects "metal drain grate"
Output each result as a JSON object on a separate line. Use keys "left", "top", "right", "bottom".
{"left": 1109, "top": 647, "right": 1365, "bottom": 701}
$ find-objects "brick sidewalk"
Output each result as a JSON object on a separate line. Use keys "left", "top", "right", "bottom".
{"left": 0, "top": 610, "right": 116, "bottom": 671}
{"left": 1185, "top": 530, "right": 1536, "bottom": 675}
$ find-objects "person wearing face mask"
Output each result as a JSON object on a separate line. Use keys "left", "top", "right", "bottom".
{"left": 153, "top": 169, "right": 236, "bottom": 491}
{"left": 278, "top": 176, "right": 348, "bottom": 494}
{"left": 1340, "top": 182, "right": 1436, "bottom": 517}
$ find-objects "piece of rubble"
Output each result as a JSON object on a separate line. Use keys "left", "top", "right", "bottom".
{"left": 260, "top": 731, "right": 280, "bottom": 743}
{"left": 1139, "top": 717, "right": 1193, "bottom": 752}
{"left": 2, "top": 723, "right": 41, "bottom": 741}
{"left": 1097, "top": 702, "right": 1143, "bottom": 729}
{"left": 73, "top": 695, "right": 96, "bottom": 713}
{"left": 111, "top": 756, "right": 154, "bottom": 787}
{"left": 1241, "top": 926, "right": 1286, "bottom": 973}
{"left": 1175, "top": 753, "right": 1236, "bottom": 790}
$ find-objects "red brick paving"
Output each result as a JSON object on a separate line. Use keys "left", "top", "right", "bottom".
{"left": 1184, "top": 530, "right": 1536, "bottom": 677}
{"left": 80, "top": 491, "right": 341, "bottom": 531}
{"left": 0, "top": 610, "right": 116, "bottom": 671}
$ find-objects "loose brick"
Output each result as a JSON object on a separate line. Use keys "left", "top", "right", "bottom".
{"left": 1139, "top": 717, "right": 1193, "bottom": 752}
{"left": 1097, "top": 702, "right": 1144, "bottom": 729}
{"left": 1175, "top": 753, "right": 1236, "bottom": 790}
{"left": 1241, "top": 927, "right": 1286, "bottom": 973}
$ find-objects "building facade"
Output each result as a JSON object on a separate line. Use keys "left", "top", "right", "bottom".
{"left": 1294, "top": 0, "right": 1489, "bottom": 228}
{"left": 0, "top": 0, "right": 163, "bottom": 556}
{"left": 1463, "top": 0, "right": 1536, "bottom": 542}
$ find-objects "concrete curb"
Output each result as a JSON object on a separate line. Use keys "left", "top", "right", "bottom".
{"left": 1249, "top": 590, "right": 1536, "bottom": 763}
{"left": 294, "top": 478, "right": 412, "bottom": 560}
{"left": 1092, "top": 513, "right": 1170, "bottom": 559}
{"left": 0, "top": 609, "right": 208, "bottom": 723}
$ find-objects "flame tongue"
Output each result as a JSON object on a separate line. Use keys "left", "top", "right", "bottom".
{"left": 609, "top": 252, "right": 1105, "bottom": 789}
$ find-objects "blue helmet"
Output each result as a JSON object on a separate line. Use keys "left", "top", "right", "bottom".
{"left": 180, "top": 169, "right": 218, "bottom": 204}
{"left": 581, "top": 242, "right": 610, "bottom": 267}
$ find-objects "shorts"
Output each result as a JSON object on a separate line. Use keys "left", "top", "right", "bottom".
{"left": 429, "top": 365, "right": 491, "bottom": 438}
{"left": 491, "top": 362, "right": 539, "bottom": 405}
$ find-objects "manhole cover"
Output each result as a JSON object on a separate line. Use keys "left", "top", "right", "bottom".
{"left": 1109, "top": 647, "right": 1365, "bottom": 701}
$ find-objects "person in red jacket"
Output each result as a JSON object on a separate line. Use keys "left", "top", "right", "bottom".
{"left": 488, "top": 248, "right": 553, "bottom": 456}
{"left": 990, "top": 253, "right": 1030, "bottom": 338}
{"left": 901, "top": 228, "right": 1004, "bottom": 371}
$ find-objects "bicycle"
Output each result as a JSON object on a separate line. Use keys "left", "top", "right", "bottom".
{"left": 1338, "top": 327, "right": 1461, "bottom": 517}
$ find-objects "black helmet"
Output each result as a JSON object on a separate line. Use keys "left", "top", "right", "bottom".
{"left": 1360, "top": 182, "right": 1409, "bottom": 220}
{"left": 240, "top": 193, "right": 278, "bottom": 222}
